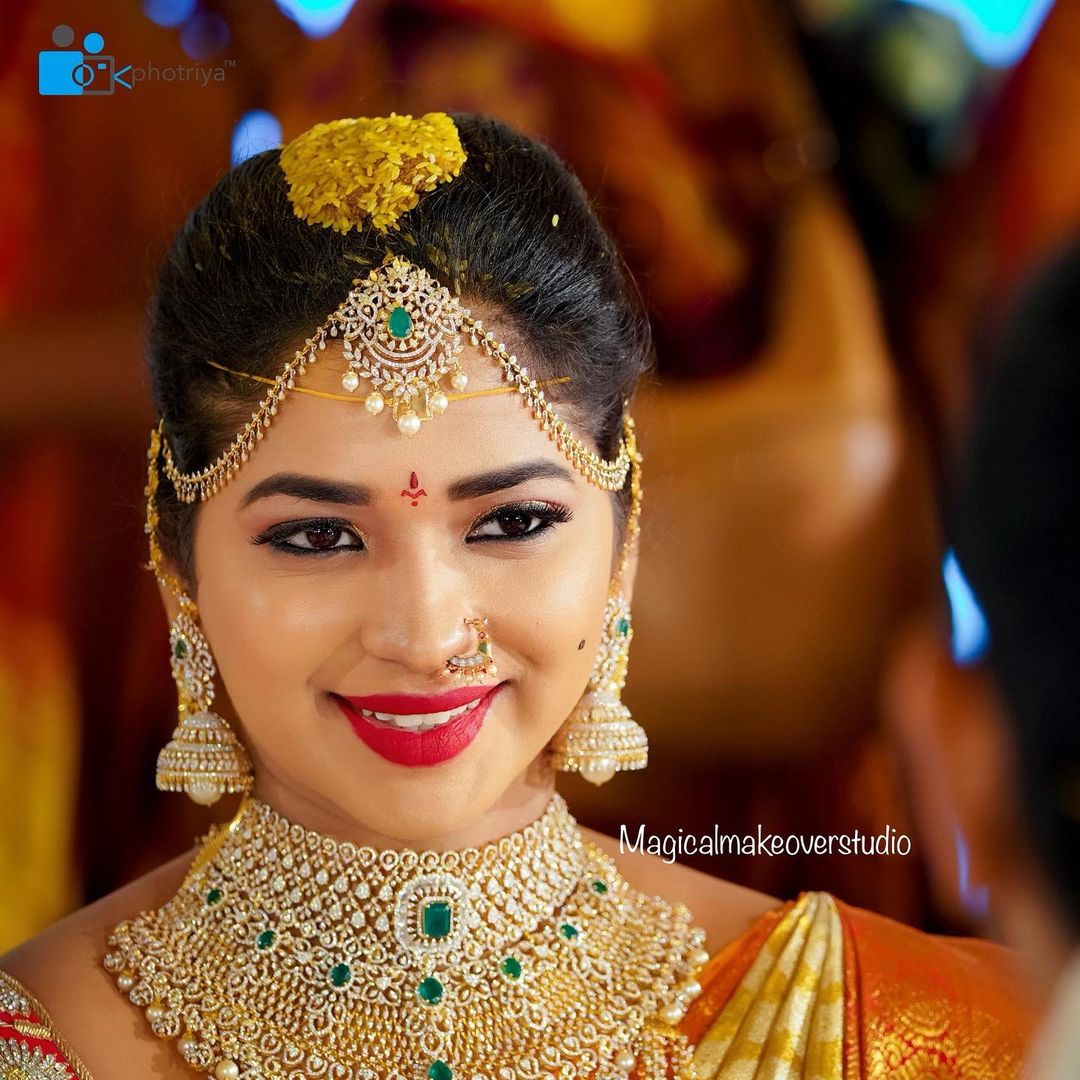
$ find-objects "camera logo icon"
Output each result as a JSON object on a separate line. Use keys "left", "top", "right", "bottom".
{"left": 39, "top": 24, "right": 132, "bottom": 95}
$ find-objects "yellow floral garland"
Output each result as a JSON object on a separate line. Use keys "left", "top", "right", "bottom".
{"left": 279, "top": 113, "right": 467, "bottom": 234}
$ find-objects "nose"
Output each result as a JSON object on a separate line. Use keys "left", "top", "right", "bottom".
{"left": 356, "top": 545, "right": 478, "bottom": 676}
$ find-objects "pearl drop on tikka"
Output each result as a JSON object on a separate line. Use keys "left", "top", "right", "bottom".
{"left": 430, "top": 391, "right": 448, "bottom": 414}
{"left": 341, "top": 370, "right": 360, "bottom": 392}
{"left": 450, "top": 370, "right": 468, "bottom": 391}
{"left": 397, "top": 412, "right": 421, "bottom": 436}
{"left": 364, "top": 392, "right": 385, "bottom": 415}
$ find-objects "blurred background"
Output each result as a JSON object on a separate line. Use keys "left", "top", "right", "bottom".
{"left": 1, "top": 0, "right": 1077, "bottom": 953}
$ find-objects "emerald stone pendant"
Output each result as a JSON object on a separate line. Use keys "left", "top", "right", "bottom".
{"left": 417, "top": 976, "right": 443, "bottom": 1003}
{"left": 388, "top": 305, "right": 413, "bottom": 339}
{"left": 428, "top": 1061, "right": 452, "bottom": 1080}
{"left": 422, "top": 900, "right": 452, "bottom": 938}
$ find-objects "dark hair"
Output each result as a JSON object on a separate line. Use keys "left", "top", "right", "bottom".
{"left": 950, "top": 233, "right": 1080, "bottom": 936}
{"left": 148, "top": 113, "right": 653, "bottom": 588}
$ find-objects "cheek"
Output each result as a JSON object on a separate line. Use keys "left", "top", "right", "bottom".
{"left": 503, "top": 535, "right": 611, "bottom": 695}
{"left": 193, "top": 528, "right": 343, "bottom": 714}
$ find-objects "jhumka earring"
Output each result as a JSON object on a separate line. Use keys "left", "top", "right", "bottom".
{"left": 146, "top": 425, "right": 253, "bottom": 806}
{"left": 548, "top": 423, "right": 648, "bottom": 785}
{"left": 441, "top": 617, "right": 498, "bottom": 684}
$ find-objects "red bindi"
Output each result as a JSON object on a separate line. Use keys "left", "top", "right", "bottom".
{"left": 401, "top": 471, "right": 427, "bottom": 507}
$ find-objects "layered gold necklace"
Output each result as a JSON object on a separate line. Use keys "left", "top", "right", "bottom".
{"left": 104, "top": 792, "right": 710, "bottom": 1080}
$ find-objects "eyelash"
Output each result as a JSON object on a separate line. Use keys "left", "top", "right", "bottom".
{"left": 251, "top": 501, "right": 573, "bottom": 557}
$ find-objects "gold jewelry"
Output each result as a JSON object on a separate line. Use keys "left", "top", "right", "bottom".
{"left": 549, "top": 417, "right": 647, "bottom": 785}
{"left": 104, "top": 791, "right": 709, "bottom": 1080}
{"left": 441, "top": 617, "right": 497, "bottom": 684}
{"left": 203, "top": 358, "right": 572, "bottom": 406}
{"left": 157, "top": 256, "right": 632, "bottom": 501}
{"left": 159, "top": 112, "right": 629, "bottom": 498}
{"left": 146, "top": 425, "right": 253, "bottom": 806}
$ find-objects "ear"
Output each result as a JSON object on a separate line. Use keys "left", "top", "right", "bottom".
{"left": 153, "top": 556, "right": 190, "bottom": 625}
{"left": 622, "top": 541, "right": 639, "bottom": 606}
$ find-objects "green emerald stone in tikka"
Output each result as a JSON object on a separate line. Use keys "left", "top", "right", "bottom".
{"left": 388, "top": 305, "right": 413, "bottom": 339}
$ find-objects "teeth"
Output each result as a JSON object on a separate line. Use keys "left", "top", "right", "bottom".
{"left": 359, "top": 699, "right": 482, "bottom": 732}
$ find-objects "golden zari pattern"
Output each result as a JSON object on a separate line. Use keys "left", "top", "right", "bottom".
{"left": 684, "top": 891, "right": 844, "bottom": 1080}
{"left": 104, "top": 792, "right": 709, "bottom": 1080}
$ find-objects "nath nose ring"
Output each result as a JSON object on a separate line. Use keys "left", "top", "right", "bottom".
{"left": 442, "top": 617, "right": 497, "bottom": 683}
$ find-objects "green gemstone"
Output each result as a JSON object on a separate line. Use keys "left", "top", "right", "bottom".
{"left": 330, "top": 963, "right": 352, "bottom": 987}
{"left": 591, "top": 879, "right": 608, "bottom": 894}
{"left": 174, "top": 638, "right": 189, "bottom": 659}
{"left": 559, "top": 923, "right": 579, "bottom": 939}
{"left": 388, "top": 305, "right": 413, "bottom": 339}
{"left": 422, "top": 901, "right": 451, "bottom": 939}
{"left": 205, "top": 888, "right": 222, "bottom": 906}
{"left": 256, "top": 929, "right": 276, "bottom": 950}
{"left": 428, "top": 1061, "right": 452, "bottom": 1080}
{"left": 500, "top": 956, "right": 522, "bottom": 979}
{"left": 417, "top": 976, "right": 443, "bottom": 1003}
{"left": 617, "top": 617, "right": 630, "bottom": 636}
{"left": 478, "top": 640, "right": 491, "bottom": 656}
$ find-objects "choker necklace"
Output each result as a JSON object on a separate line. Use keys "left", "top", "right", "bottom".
{"left": 105, "top": 792, "right": 709, "bottom": 1080}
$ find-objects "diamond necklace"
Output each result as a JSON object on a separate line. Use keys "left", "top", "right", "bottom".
{"left": 105, "top": 791, "right": 709, "bottom": 1080}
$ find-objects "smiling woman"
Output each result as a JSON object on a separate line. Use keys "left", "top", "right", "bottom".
{"left": 0, "top": 113, "right": 1034, "bottom": 1080}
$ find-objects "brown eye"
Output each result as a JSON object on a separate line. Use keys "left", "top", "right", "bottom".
{"left": 467, "top": 502, "right": 572, "bottom": 543}
{"left": 254, "top": 519, "right": 365, "bottom": 555}
{"left": 300, "top": 525, "right": 347, "bottom": 550}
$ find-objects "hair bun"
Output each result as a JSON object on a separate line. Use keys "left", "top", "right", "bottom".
{"left": 279, "top": 112, "right": 467, "bottom": 234}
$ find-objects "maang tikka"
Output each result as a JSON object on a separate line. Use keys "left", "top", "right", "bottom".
{"left": 146, "top": 425, "right": 253, "bottom": 806}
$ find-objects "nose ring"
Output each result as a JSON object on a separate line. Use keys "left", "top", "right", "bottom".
{"left": 442, "top": 617, "right": 498, "bottom": 683}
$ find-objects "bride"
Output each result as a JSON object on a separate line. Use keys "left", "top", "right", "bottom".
{"left": 0, "top": 112, "right": 1031, "bottom": 1079}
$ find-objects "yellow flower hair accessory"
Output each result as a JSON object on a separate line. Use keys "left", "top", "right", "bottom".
{"left": 280, "top": 113, "right": 467, "bottom": 234}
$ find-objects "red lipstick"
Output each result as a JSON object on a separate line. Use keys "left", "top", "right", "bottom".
{"left": 332, "top": 683, "right": 505, "bottom": 767}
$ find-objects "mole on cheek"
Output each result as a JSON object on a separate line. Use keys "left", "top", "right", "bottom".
{"left": 577, "top": 639, "right": 586, "bottom": 650}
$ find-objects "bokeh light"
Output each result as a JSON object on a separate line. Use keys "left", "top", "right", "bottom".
{"left": 232, "top": 110, "right": 283, "bottom": 167}
{"left": 274, "top": 0, "right": 359, "bottom": 38}
{"left": 898, "top": 0, "right": 1055, "bottom": 66}
{"left": 142, "top": 0, "right": 198, "bottom": 29}
{"left": 180, "top": 10, "right": 230, "bottom": 60}
{"left": 943, "top": 549, "right": 990, "bottom": 665}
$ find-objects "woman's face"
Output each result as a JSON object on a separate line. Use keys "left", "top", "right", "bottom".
{"left": 185, "top": 334, "right": 625, "bottom": 846}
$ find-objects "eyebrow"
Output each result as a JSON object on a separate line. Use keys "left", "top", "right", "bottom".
{"left": 238, "top": 460, "right": 577, "bottom": 509}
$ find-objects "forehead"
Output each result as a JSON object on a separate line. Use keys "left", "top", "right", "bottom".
{"left": 232, "top": 339, "right": 573, "bottom": 489}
